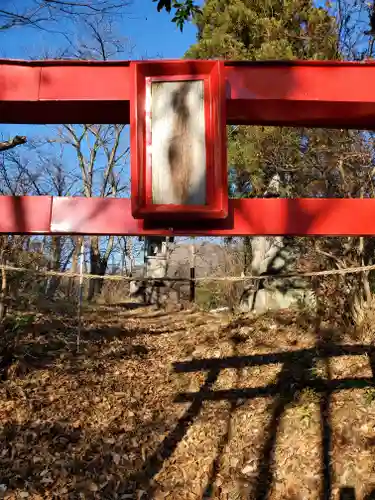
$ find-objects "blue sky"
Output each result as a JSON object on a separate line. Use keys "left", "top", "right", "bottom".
{"left": 121, "top": 1, "right": 200, "bottom": 59}
{"left": 0, "top": 2, "right": 201, "bottom": 193}
{"left": 0, "top": 2, "right": 199, "bottom": 60}
{"left": 0, "top": 2, "right": 206, "bottom": 262}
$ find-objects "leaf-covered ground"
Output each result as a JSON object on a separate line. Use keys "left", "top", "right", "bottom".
{"left": 1, "top": 304, "right": 375, "bottom": 499}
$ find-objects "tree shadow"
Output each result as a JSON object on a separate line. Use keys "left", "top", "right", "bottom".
{"left": 0, "top": 312, "right": 176, "bottom": 381}
{"left": 341, "top": 487, "right": 375, "bottom": 499}
{"left": 102, "top": 301, "right": 149, "bottom": 310}
{"left": 0, "top": 417, "right": 172, "bottom": 499}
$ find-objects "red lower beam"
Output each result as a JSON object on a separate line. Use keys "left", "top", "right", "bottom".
{"left": 0, "top": 196, "right": 374, "bottom": 236}
{"left": 2, "top": 59, "right": 375, "bottom": 127}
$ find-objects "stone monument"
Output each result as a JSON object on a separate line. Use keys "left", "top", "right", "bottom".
{"left": 129, "top": 236, "right": 181, "bottom": 307}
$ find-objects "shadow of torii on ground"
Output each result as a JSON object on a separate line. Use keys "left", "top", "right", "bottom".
{"left": 132, "top": 323, "right": 375, "bottom": 499}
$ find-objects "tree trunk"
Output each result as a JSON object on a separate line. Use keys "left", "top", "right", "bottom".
{"left": 87, "top": 237, "right": 108, "bottom": 301}
{"left": 69, "top": 237, "right": 82, "bottom": 295}
{"left": 46, "top": 236, "right": 62, "bottom": 298}
{"left": 243, "top": 236, "right": 252, "bottom": 274}
{"left": 128, "top": 237, "right": 134, "bottom": 277}
{"left": 121, "top": 249, "right": 126, "bottom": 276}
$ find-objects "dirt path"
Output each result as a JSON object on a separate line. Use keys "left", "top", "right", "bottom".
{"left": 1, "top": 305, "right": 375, "bottom": 499}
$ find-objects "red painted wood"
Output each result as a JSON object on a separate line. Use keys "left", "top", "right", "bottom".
{"left": 2, "top": 59, "right": 375, "bottom": 127}
{"left": 131, "top": 60, "right": 227, "bottom": 220}
{"left": 50, "top": 197, "right": 143, "bottom": 234}
{"left": 39, "top": 66, "right": 131, "bottom": 101}
{"left": 225, "top": 61, "right": 375, "bottom": 127}
{"left": 1, "top": 196, "right": 374, "bottom": 236}
{"left": 2, "top": 59, "right": 375, "bottom": 237}
{"left": 0, "top": 64, "right": 40, "bottom": 101}
{"left": 0, "top": 196, "right": 52, "bottom": 234}
{"left": 226, "top": 61, "right": 375, "bottom": 102}
{"left": 0, "top": 60, "right": 132, "bottom": 124}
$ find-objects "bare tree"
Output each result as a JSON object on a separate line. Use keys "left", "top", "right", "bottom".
{"left": 0, "top": 0, "right": 199, "bottom": 34}
{"left": 55, "top": 122, "right": 129, "bottom": 300}
{"left": 326, "top": 0, "right": 373, "bottom": 59}
{"left": 0, "top": 1, "right": 127, "bottom": 32}
{"left": 50, "top": 21, "right": 130, "bottom": 301}
{"left": 0, "top": 18, "right": 131, "bottom": 303}
{"left": 0, "top": 141, "right": 79, "bottom": 296}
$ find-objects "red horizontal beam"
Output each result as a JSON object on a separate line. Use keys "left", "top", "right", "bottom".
{"left": 0, "top": 196, "right": 374, "bottom": 236}
{"left": 2, "top": 59, "right": 375, "bottom": 127}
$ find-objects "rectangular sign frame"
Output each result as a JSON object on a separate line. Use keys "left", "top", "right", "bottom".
{"left": 130, "top": 60, "right": 227, "bottom": 221}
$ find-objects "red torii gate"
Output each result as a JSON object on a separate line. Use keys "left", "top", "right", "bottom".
{"left": 1, "top": 58, "right": 375, "bottom": 237}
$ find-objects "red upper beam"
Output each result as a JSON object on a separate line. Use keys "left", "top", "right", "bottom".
{"left": 1, "top": 59, "right": 375, "bottom": 127}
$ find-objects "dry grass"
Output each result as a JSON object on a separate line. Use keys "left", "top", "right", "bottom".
{"left": 0, "top": 305, "right": 375, "bottom": 499}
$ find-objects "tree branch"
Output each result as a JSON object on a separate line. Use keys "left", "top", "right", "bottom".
{"left": 0, "top": 136, "right": 27, "bottom": 153}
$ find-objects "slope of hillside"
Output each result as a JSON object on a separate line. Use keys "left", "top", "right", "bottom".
{"left": 0, "top": 305, "right": 375, "bottom": 499}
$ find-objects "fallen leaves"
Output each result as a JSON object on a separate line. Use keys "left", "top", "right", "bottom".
{"left": 0, "top": 306, "right": 375, "bottom": 499}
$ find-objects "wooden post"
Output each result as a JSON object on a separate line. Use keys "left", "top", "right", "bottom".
{"left": 76, "top": 238, "right": 85, "bottom": 352}
{"left": 190, "top": 243, "right": 196, "bottom": 303}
